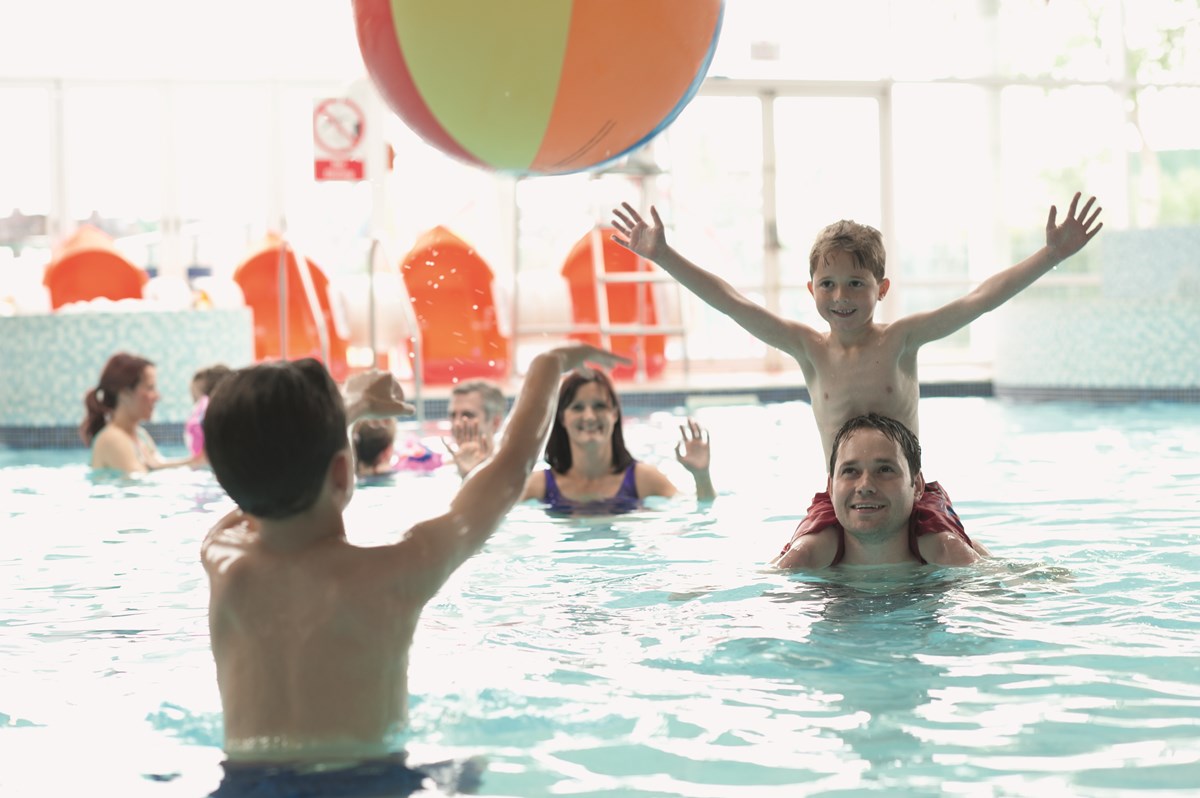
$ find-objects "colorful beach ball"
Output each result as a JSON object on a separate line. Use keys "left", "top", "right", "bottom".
{"left": 352, "top": 0, "right": 724, "bottom": 176}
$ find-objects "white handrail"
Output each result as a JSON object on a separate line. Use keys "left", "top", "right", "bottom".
{"left": 368, "top": 238, "right": 425, "bottom": 424}
{"left": 280, "top": 233, "right": 331, "bottom": 369}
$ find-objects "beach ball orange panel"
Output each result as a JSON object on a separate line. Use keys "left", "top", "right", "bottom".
{"left": 353, "top": 0, "right": 724, "bottom": 176}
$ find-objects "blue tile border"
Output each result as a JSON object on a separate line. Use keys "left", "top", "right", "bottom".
{"left": 920, "top": 381, "right": 994, "bottom": 399}
{"left": 1, "top": 422, "right": 186, "bottom": 451}
{"left": 993, "top": 385, "right": 1200, "bottom": 403}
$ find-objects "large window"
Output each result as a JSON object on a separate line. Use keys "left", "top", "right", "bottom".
{"left": 173, "top": 84, "right": 273, "bottom": 276}
{"left": 891, "top": 83, "right": 995, "bottom": 357}
{"left": 0, "top": 88, "right": 52, "bottom": 232}
{"left": 0, "top": 86, "right": 54, "bottom": 309}
{"left": 658, "top": 95, "right": 764, "bottom": 363}
{"left": 3, "top": 0, "right": 1198, "bottom": 379}
{"left": 775, "top": 95, "right": 882, "bottom": 332}
{"left": 62, "top": 86, "right": 167, "bottom": 267}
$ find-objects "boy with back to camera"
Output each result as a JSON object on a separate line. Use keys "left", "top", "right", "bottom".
{"left": 200, "top": 344, "right": 625, "bottom": 796}
{"left": 612, "top": 193, "right": 1103, "bottom": 570}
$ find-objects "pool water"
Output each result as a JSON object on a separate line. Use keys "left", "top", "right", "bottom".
{"left": 2, "top": 398, "right": 1199, "bottom": 797}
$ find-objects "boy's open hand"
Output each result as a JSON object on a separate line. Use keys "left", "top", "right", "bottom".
{"left": 1046, "top": 192, "right": 1103, "bottom": 260}
{"left": 343, "top": 370, "right": 416, "bottom": 422}
{"left": 611, "top": 203, "right": 668, "bottom": 261}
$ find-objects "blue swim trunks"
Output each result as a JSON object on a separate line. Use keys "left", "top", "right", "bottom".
{"left": 209, "top": 753, "right": 483, "bottom": 797}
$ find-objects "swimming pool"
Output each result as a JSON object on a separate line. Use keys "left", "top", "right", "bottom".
{"left": 2, "top": 397, "right": 1199, "bottom": 797}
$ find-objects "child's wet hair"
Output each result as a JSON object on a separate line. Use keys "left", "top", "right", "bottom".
{"left": 353, "top": 418, "right": 397, "bottom": 468}
{"left": 809, "top": 220, "right": 886, "bottom": 281}
{"left": 192, "top": 364, "right": 233, "bottom": 397}
{"left": 204, "top": 359, "right": 347, "bottom": 519}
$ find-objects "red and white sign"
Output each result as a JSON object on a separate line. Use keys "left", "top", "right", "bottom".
{"left": 313, "top": 97, "right": 366, "bottom": 181}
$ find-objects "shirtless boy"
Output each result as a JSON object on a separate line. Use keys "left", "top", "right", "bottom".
{"left": 612, "top": 193, "right": 1102, "bottom": 568}
{"left": 200, "top": 345, "right": 624, "bottom": 795}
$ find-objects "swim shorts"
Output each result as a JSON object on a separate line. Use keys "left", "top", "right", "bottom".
{"left": 777, "top": 481, "right": 970, "bottom": 565}
{"left": 209, "top": 752, "right": 484, "bottom": 797}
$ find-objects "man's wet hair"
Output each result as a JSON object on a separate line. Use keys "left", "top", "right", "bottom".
{"left": 829, "top": 413, "right": 921, "bottom": 481}
{"left": 451, "top": 380, "right": 508, "bottom": 423}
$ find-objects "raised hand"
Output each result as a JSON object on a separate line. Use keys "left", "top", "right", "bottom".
{"left": 1046, "top": 192, "right": 1103, "bottom": 260}
{"left": 342, "top": 370, "right": 416, "bottom": 423}
{"left": 443, "top": 419, "right": 493, "bottom": 478}
{"left": 551, "top": 343, "right": 632, "bottom": 373}
{"left": 611, "top": 202, "right": 668, "bottom": 261}
{"left": 674, "top": 418, "right": 711, "bottom": 474}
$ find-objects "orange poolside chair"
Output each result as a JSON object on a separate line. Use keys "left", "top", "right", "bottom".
{"left": 43, "top": 225, "right": 148, "bottom": 309}
{"left": 232, "top": 234, "right": 350, "bottom": 381}
{"left": 399, "top": 226, "right": 509, "bottom": 385}
{"left": 561, "top": 227, "right": 666, "bottom": 380}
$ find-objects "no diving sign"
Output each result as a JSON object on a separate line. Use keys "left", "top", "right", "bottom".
{"left": 313, "top": 97, "right": 366, "bottom": 181}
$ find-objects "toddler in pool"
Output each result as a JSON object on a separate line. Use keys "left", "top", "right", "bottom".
{"left": 185, "top": 364, "right": 232, "bottom": 464}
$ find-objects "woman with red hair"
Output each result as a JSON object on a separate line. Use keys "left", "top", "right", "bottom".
{"left": 81, "top": 352, "right": 198, "bottom": 474}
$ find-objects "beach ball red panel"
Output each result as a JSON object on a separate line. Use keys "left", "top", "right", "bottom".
{"left": 353, "top": 0, "right": 724, "bottom": 176}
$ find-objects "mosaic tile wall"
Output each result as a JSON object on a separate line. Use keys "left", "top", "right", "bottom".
{"left": 0, "top": 308, "right": 254, "bottom": 447}
{"left": 994, "top": 227, "right": 1200, "bottom": 399}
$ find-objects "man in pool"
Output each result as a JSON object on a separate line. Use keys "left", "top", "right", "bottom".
{"left": 443, "top": 379, "right": 507, "bottom": 478}
{"left": 612, "top": 193, "right": 1102, "bottom": 566}
{"left": 778, "top": 413, "right": 987, "bottom": 568}
{"left": 200, "top": 344, "right": 626, "bottom": 796}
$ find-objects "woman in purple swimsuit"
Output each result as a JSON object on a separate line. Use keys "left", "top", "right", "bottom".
{"left": 519, "top": 368, "right": 714, "bottom": 514}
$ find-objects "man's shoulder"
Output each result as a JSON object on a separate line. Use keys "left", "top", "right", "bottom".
{"left": 916, "top": 530, "right": 980, "bottom": 566}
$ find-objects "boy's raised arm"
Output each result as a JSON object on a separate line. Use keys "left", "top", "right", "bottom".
{"left": 904, "top": 192, "right": 1103, "bottom": 348}
{"left": 399, "top": 345, "right": 628, "bottom": 595}
{"left": 611, "top": 203, "right": 811, "bottom": 359}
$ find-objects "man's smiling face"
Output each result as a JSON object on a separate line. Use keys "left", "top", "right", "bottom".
{"left": 830, "top": 428, "right": 922, "bottom": 545}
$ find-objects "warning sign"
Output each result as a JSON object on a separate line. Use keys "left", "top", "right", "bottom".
{"left": 313, "top": 97, "right": 366, "bottom": 181}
